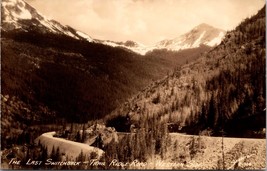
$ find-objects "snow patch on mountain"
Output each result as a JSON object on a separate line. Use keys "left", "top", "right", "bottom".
{"left": 205, "top": 31, "right": 225, "bottom": 46}
{"left": 100, "top": 40, "right": 151, "bottom": 55}
{"left": 101, "top": 41, "right": 120, "bottom": 47}
{"left": 192, "top": 31, "right": 206, "bottom": 47}
{"left": 5, "top": 0, "right": 31, "bottom": 20}
{"left": 65, "top": 31, "right": 79, "bottom": 39}
{"left": 76, "top": 30, "right": 94, "bottom": 42}
{"left": 2, "top": 0, "right": 31, "bottom": 22}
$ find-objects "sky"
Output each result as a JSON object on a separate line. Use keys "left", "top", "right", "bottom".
{"left": 25, "top": 0, "right": 265, "bottom": 46}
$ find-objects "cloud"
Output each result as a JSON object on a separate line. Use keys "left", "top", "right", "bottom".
{"left": 92, "top": 0, "right": 117, "bottom": 19}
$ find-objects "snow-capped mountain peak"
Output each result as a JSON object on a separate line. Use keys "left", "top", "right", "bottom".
{"left": 193, "top": 23, "right": 215, "bottom": 31}
{"left": 1, "top": 0, "right": 94, "bottom": 42}
{"left": 154, "top": 23, "right": 226, "bottom": 51}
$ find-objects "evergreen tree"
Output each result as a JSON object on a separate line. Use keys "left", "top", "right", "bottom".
{"left": 41, "top": 146, "right": 48, "bottom": 162}
{"left": 51, "top": 145, "right": 56, "bottom": 160}
{"left": 75, "top": 131, "right": 81, "bottom": 142}
{"left": 56, "top": 147, "right": 61, "bottom": 161}
{"left": 81, "top": 123, "right": 86, "bottom": 143}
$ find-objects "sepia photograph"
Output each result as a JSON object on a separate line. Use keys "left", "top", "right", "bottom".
{"left": 1, "top": 0, "right": 266, "bottom": 170}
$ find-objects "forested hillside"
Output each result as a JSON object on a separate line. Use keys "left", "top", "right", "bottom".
{"left": 1, "top": 28, "right": 211, "bottom": 150}
{"left": 106, "top": 6, "right": 266, "bottom": 138}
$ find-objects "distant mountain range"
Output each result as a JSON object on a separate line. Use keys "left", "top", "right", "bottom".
{"left": 2, "top": 0, "right": 225, "bottom": 55}
{"left": 99, "top": 23, "right": 226, "bottom": 55}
